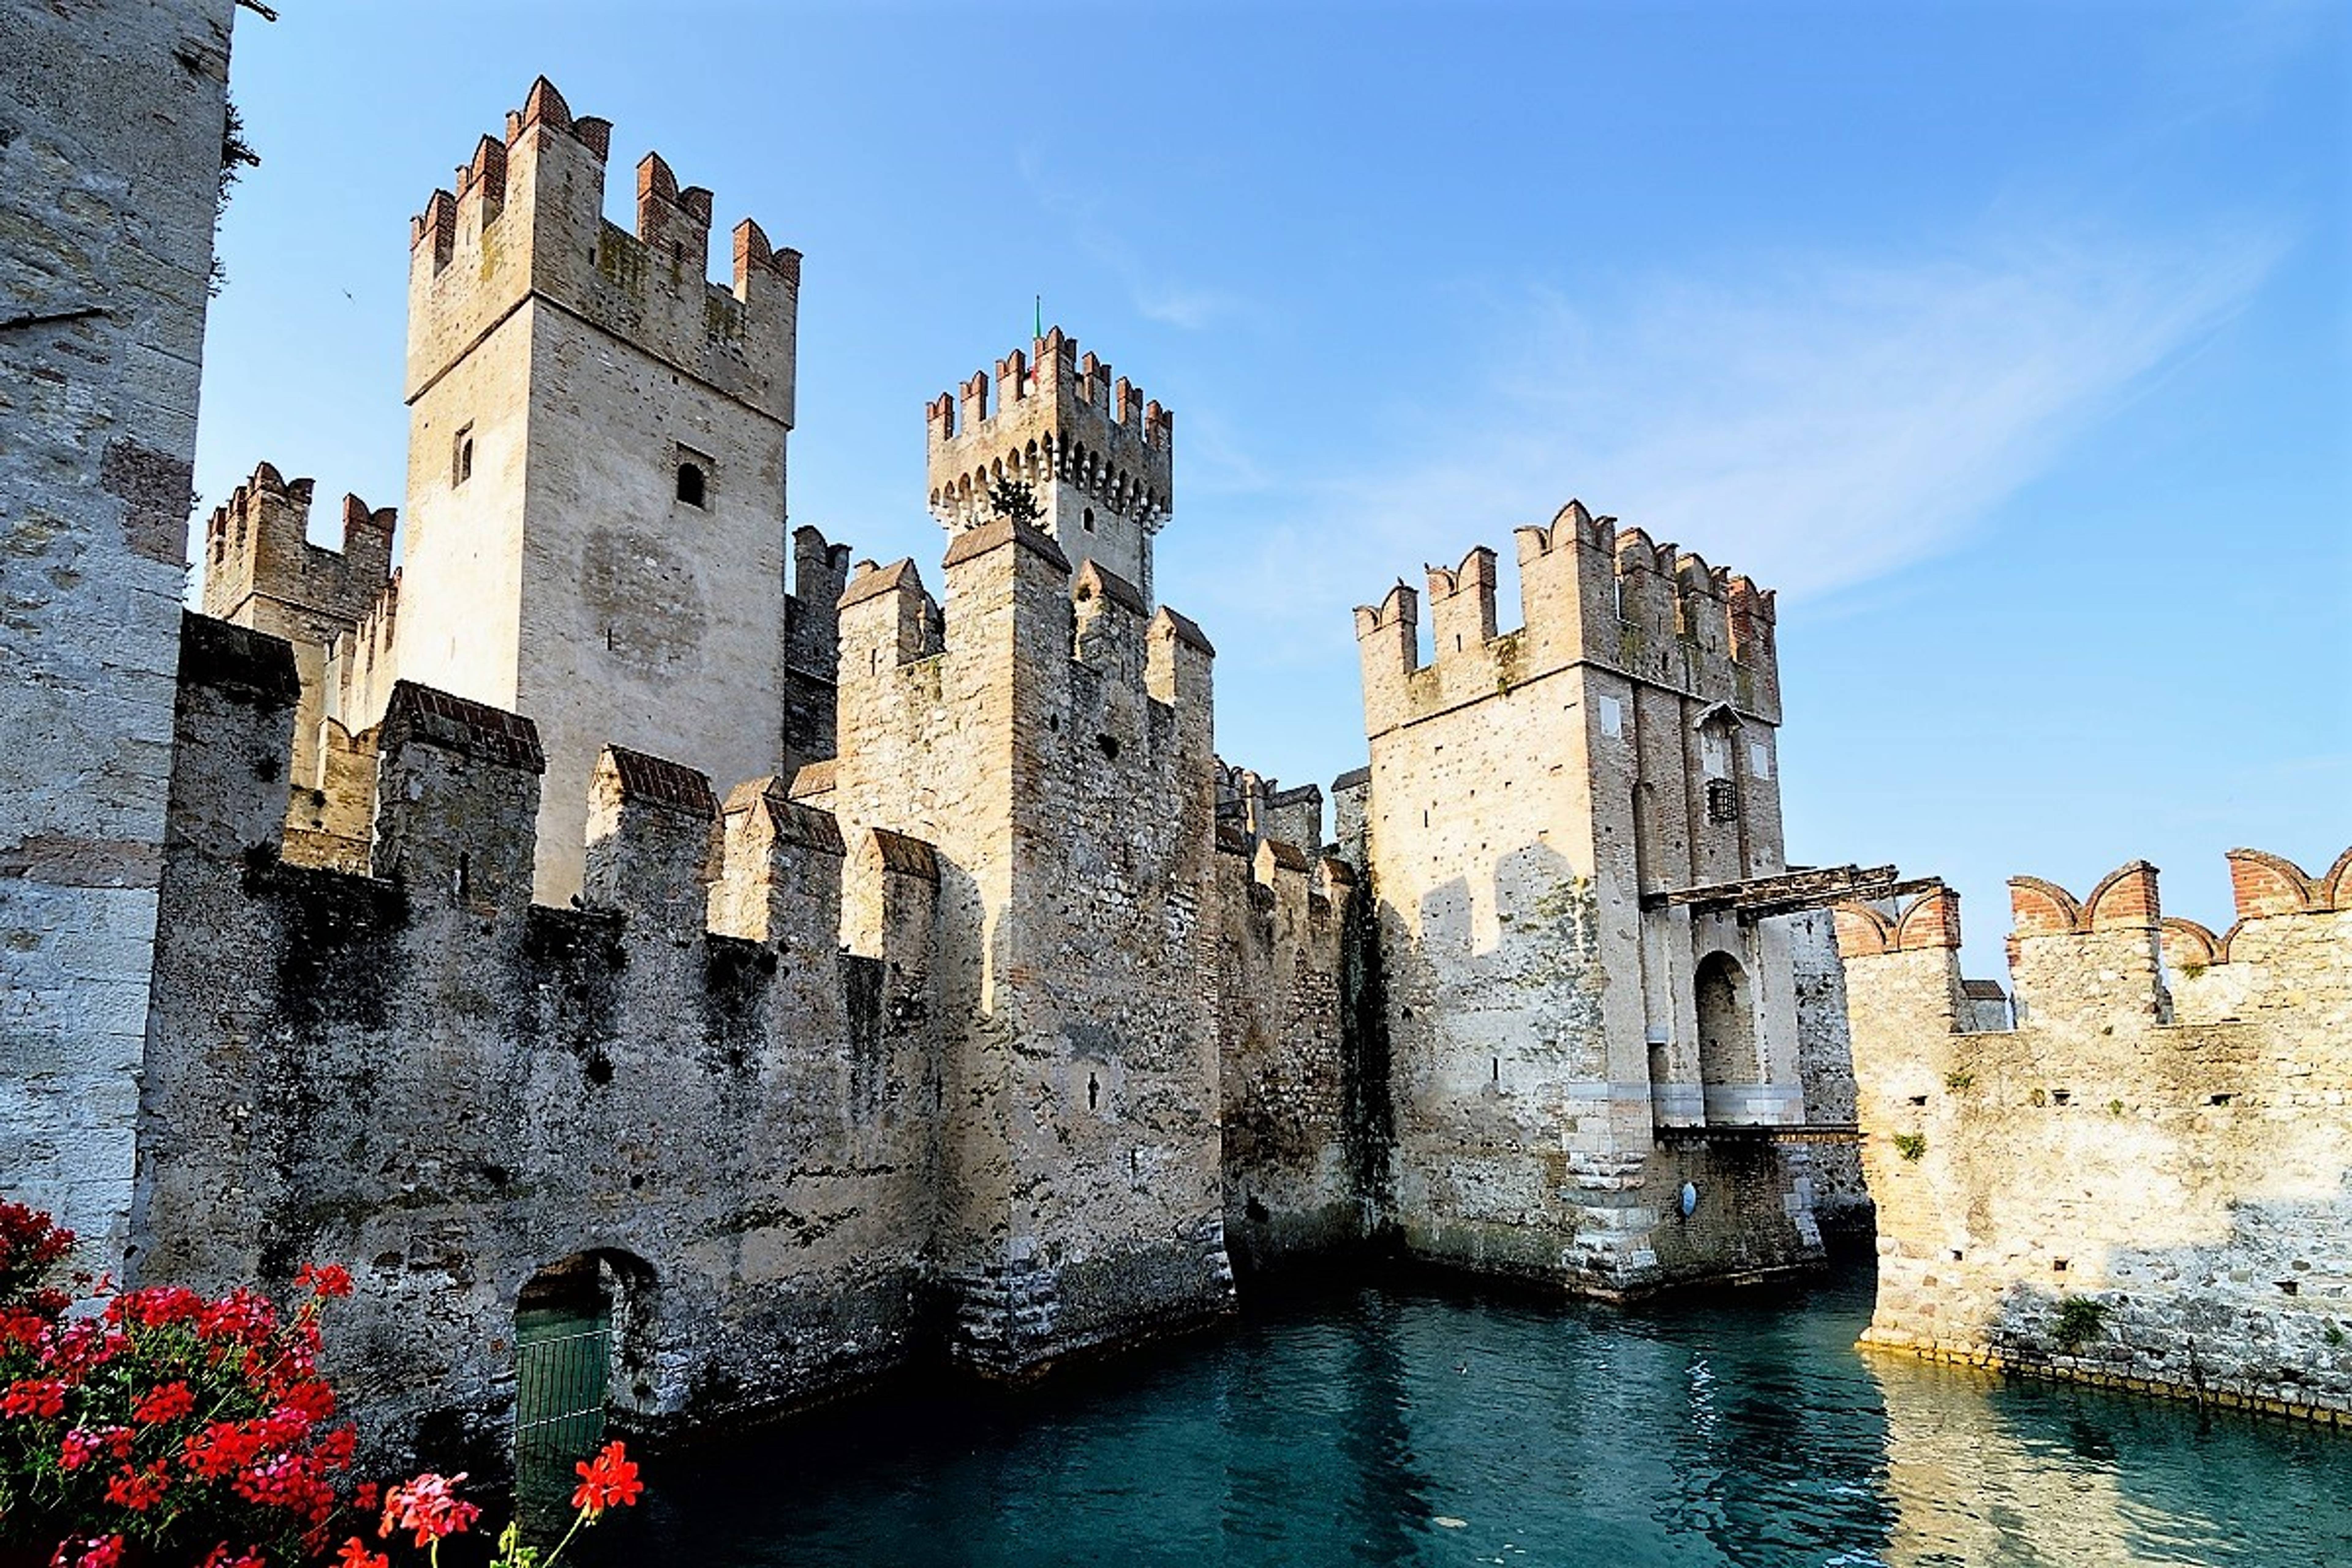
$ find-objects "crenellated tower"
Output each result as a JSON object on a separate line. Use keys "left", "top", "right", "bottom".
{"left": 1351, "top": 499, "right": 1814, "bottom": 1296}
{"left": 375, "top": 76, "right": 808, "bottom": 899}
{"left": 199, "top": 460, "right": 394, "bottom": 799}
{"left": 816, "top": 348, "right": 1229, "bottom": 1370}
{"left": 925, "top": 326, "right": 1174, "bottom": 605}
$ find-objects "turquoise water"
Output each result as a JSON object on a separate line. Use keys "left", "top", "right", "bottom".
{"left": 597, "top": 1268, "right": 2352, "bottom": 1566}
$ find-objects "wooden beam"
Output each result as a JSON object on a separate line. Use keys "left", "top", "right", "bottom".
{"left": 1640, "top": 863, "right": 1905, "bottom": 916}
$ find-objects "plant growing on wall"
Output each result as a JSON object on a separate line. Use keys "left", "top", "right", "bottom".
{"left": 987, "top": 476, "right": 1043, "bottom": 525}
{"left": 1942, "top": 1069, "right": 1973, "bottom": 1092}
{"left": 2051, "top": 1296, "right": 2109, "bottom": 1352}
{"left": 1891, "top": 1132, "right": 1927, "bottom": 1162}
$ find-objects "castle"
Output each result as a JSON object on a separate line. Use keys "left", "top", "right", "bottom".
{"left": 7, "top": 37, "right": 2343, "bottom": 1479}
{"left": 107, "top": 77, "right": 1855, "bottom": 1460}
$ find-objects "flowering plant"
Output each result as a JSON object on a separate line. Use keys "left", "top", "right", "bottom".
{"left": 0, "top": 1202, "right": 646, "bottom": 1567}
{"left": 0, "top": 1203, "right": 361, "bottom": 1566}
{"left": 335, "top": 1441, "right": 642, "bottom": 1568}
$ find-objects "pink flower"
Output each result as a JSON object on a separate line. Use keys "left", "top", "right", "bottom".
{"left": 378, "top": 1471, "right": 481, "bottom": 1547}
{"left": 47, "top": 1535, "right": 123, "bottom": 1568}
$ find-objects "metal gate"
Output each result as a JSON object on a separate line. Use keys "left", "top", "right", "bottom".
{"left": 514, "top": 1303, "right": 611, "bottom": 1466}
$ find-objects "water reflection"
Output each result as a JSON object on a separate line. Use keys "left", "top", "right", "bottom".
{"left": 1867, "top": 1353, "right": 2352, "bottom": 1566}
{"left": 590, "top": 1269, "right": 2352, "bottom": 1566}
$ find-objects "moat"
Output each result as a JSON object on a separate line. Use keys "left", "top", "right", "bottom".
{"left": 589, "top": 1267, "right": 2352, "bottom": 1566}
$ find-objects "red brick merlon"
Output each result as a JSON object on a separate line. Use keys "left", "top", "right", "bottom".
{"left": 381, "top": 681, "right": 544, "bottom": 773}
{"left": 2008, "top": 860, "right": 2160, "bottom": 935}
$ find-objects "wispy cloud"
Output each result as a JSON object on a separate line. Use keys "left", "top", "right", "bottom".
{"left": 1191, "top": 223, "right": 2285, "bottom": 648}
{"left": 1018, "top": 147, "right": 1243, "bottom": 331}
{"left": 1131, "top": 281, "right": 1242, "bottom": 331}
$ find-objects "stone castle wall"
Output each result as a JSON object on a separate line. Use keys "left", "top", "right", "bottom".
{"left": 1840, "top": 854, "right": 2352, "bottom": 1425}
{"left": 0, "top": 0, "right": 236, "bottom": 1274}
{"left": 1214, "top": 836, "right": 1361, "bottom": 1273}
{"left": 1790, "top": 909, "right": 1871, "bottom": 1245}
{"left": 136, "top": 617, "right": 944, "bottom": 1465}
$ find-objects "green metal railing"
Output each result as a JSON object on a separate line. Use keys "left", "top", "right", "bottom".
{"left": 514, "top": 1307, "right": 611, "bottom": 1469}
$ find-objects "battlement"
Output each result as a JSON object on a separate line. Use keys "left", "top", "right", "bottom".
{"left": 1838, "top": 850, "right": 2352, "bottom": 1045}
{"left": 322, "top": 572, "right": 402, "bottom": 736}
{"left": 405, "top": 76, "right": 798, "bottom": 427}
{"left": 200, "top": 460, "right": 395, "bottom": 627}
{"left": 1216, "top": 762, "right": 1326, "bottom": 855}
{"left": 172, "top": 611, "right": 950, "bottom": 967}
{"left": 836, "top": 523, "right": 1212, "bottom": 720}
{"left": 925, "top": 327, "right": 1174, "bottom": 582}
{"left": 1829, "top": 884, "right": 1963, "bottom": 958}
{"left": 1355, "top": 501, "right": 1782, "bottom": 736}
{"left": 1842, "top": 850, "right": 2352, "bottom": 1415}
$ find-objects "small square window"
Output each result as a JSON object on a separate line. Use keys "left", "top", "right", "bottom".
{"left": 1706, "top": 778, "right": 1740, "bottom": 824}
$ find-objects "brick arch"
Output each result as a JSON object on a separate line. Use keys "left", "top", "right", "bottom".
{"left": 2085, "top": 860, "right": 2159, "bottom": 930}
{"left": 2320, "top": 846, "right": 2352, "bottom": 912}
{"left": 2226, "top": 847, "right": 2315, "bottom": 920}
{"left": 1894, "top": 886, "right": 1962, "bottom": 950}
{"left": 1830, "top": 901, "right": 1894, "bottom": 958}
{"left": 2007, "top": 875, "right": 2083, "bottom": 937}
{"left": 2159, "top": 916, "right": 2220, "bottom": 970}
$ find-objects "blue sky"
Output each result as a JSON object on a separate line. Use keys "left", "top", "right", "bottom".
{"left": 194, "top": 1, "right": 2349, "bottom": 975}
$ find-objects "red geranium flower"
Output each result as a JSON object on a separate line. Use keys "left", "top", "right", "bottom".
{"left": 571, "top": 1440, "right": 644, "bottom": 1517}
{"left": 334, "top": 1538, "right": 390, "bottom": 1568}
{"left": 104, "top": 1463, "right": 169, "bottom": 1512}
{"left": 3, "top": 1376, "right": 67, "bottom": 1419}
{"left": 294, "top": 1264, "right": 354, "bottom": 1300}
{"left": 132, "top": 1380, "right": 196, "bottom": 1424}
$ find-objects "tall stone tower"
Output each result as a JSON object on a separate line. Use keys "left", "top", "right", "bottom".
{"left": 381, "top": 77, "right": 805, "bottom": 898}
{"left": 820, "top": 336, "right": 1229, "bottom": 1373}
{"left": 925, "top": 326, "right": 1173, "bottom": 605}
{"left": 1349, "top": 502, "right": 1822, "bottom": 1295}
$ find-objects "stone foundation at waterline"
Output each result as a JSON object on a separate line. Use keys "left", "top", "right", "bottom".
{"left": 1838, "top": 856, "right": 2352, "bottom": 1425}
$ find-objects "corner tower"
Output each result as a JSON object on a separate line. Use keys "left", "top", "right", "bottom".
{"left": 925, "top": 326, "right": 1173, "bottom": 605}
{"left": 387, "top": 77, "right": 803, "bottom": 898}
{"left": 1353, "top": 501, "right": 1822, "bottom": 1296}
